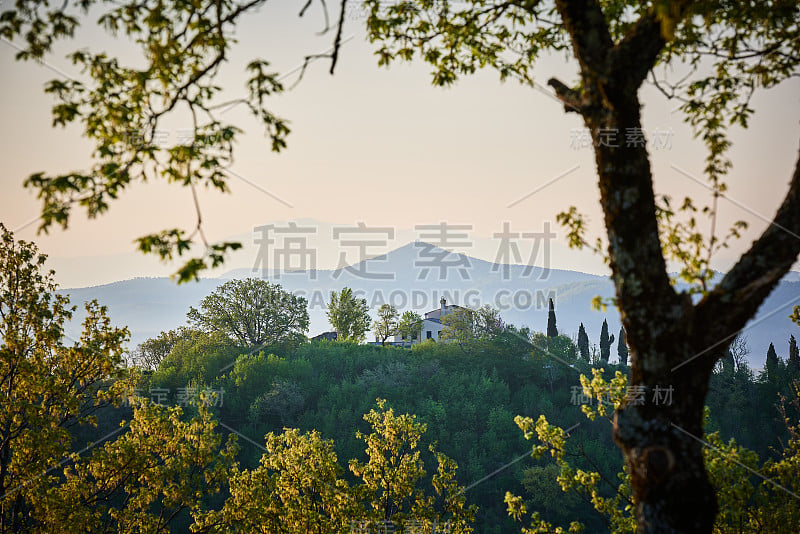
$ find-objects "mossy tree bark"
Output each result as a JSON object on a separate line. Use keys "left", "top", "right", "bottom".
{"left": 550, "top": 1, "right": 800, "bottom": 531}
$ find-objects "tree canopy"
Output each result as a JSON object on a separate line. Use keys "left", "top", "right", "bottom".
{"left": 440, "top": 304, "right": 505, "bottom": 351}
{"left": 327, "top": 287, "right": 371, "bottom": 343}
{"left": 372, "top": 304, "right": 399, "bottom": 346}
{"left": 0, "top": 223, "right": 125, "bottom": 529}
{"left": 5, "top": 230, "right": 800, "bottom": 532}
{"left": 193, "top": 399, "right": 476, "bottom": 533}
{"left": 397, "top": 310, "right": 424, "bottom": 345}
{"left": 0, "top": 224, "right": 237, "bottom": 532}
{"left": 1, "top": 0, "right": 346, "bottom": 281}
{"left": 130, "top": 326, "right": 195, "bottom": 371}
{"left": 187, "top": 278, "right": 309, "bottom": 348}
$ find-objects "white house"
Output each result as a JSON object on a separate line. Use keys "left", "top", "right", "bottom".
{"left": 392, "top": 297, "right": 464, "bottom": 344}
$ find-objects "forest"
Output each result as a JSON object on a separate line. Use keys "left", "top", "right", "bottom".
{"left": 4, "top": 224, "right": 800, "bottom": 533}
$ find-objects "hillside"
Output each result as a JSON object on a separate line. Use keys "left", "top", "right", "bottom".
{"left": 58, "top": 241, "right": 799, "bottom": 368}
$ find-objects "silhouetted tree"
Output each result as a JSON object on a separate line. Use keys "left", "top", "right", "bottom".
{"left": 617, "top": 327, "right": 629, "bottom": 366}
{"left": 765, "top": 342, "right": 780, "bottom": 382}
{"left": 577, "top": 323, "right": 590, "bottom": 362}
{"left": 599, "top": 319, "right": 615, "bottom": 364}
{"left": 547, "top": 298, "right": 558, "bottom": 338}
{"left": 789, "top": 335, "right": 800, "bottom": 375}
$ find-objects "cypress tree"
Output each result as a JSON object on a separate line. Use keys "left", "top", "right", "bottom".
{"left": 788, "top": 335, "right": 800, "bottom": 375}
{"left": 617, "top": 326, "right": 629, "bottom": 365}
{"left": 765, "top": 342, "right": 780, "bottom": 381}
{"left": 577, "top": 323, "right": 590, "bottom": 362}
{"left": 547, "top": 298, "right": 558, "bottom": 338}
{"left": 599, "top": 319, "right": 615, "bottom": 363}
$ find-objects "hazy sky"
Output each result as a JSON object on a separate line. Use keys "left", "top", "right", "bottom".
{"left": 1, "top": 2, "right": 799, "bottom": 288}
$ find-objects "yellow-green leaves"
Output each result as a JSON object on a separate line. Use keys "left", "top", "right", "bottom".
{"left": 194, "top": 398, "right": 476, "bottom": 533}
{"left": 38, "top": 398, "right": 238, "bottom": 533}
{"left": 510, "top": 373, "right": 800, "bottom": 533}
{"left": 193, "top": 428, "right": 356, "bottom": 533}
{"left": 5, "top": 0, "right": 291, "bottom": 282}
{"left": 1, "top": 224, "right": 128, "bottom": 529}
{"left": 351, "top": 398, "right": 429, "bottom": 522}
{"left": 0, "top": 225, "right": 236, "bottom": 532}
{"left": 509, "top": 371, "right": 635, "bottom": 533}
{"left": 578, "top": 368, "right": 628, "bottom": 419}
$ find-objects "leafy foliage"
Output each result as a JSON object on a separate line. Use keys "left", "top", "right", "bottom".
{"left": 39, "top": 397, "right": 237, "bottom": 533}
{"left": 509, "top": 371, "right": 800, "bottom": 533}
{"left": 1, "top": 0, "right": 349, "bottom": 280}
{"left": 0, "top": 223, "right": 128, "bottom": 529}
{"left": 0, "top": 224, "right": 236, "bottom": 532}
{"left": 187, "top": 278, "right": 309, "bottom": 348}
{"left": 5, "top": 224, "right": 800, "bottom": 532}
{"left": 361, "top": 0, "right": 798, "bottom": 296}
{"left": 397, "top": 310, "right": 424, "bottom": 345}
{"left": 350, "top": 399, "right": 476, "bottom": 531}
{"left": 327, "top": 287, "right": 371, "bottom": 343}
{"left": 194, "top": 400, "right": 475, "bottom": 533}
{"left": 193, "top": 428, "right": 358, "bottom": 533}
{"left": 440, "top": 304, "right": 505, "bottom": 352}
{"left": 372, "top": 304, "right": 399, "bottom": 346}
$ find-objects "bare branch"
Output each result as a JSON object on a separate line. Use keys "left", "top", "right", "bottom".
{"left": 328, "top": 0, "right": 348, "bottom": 74}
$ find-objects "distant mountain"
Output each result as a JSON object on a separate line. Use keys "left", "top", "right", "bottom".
{"left": 58, "top": 242, "right": 799, "bottom": 370}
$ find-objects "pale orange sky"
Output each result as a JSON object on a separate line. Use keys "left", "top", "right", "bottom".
{"left": 1, "top": 2, "right": 799, "bottom": 288}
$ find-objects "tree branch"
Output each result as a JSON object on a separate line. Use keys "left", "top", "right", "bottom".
{"left": 328, "top": 0, "right": 348, "bottom": 74}
{"left": 553, "top": 0, "right": 613, "bottom": 85}
{"left": 555, "top": 0, "right": 679, "bottom": 346}
{"left": 696, "top": 138, "right": 800, "bottom": 349}
{"left": 547, "top": 78, "right": 582, "bottom": 114}
{"left": 607, "top": 13, "right": 666, "bottom": 96}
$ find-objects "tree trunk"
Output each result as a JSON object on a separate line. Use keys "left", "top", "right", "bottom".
{"left": 614, "top": 341, "right": 719, "bottom": 532}
{"left": 587, "top": 88, "right": 721, "bottom": 532}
